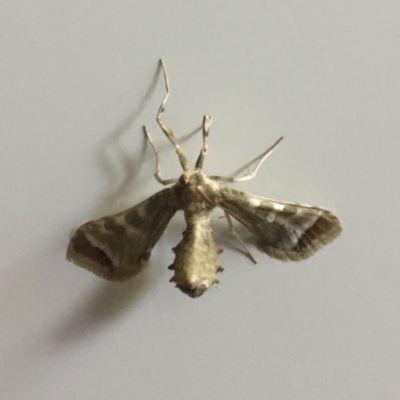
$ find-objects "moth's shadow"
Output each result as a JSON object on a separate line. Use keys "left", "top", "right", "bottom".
{"left": 93, "top": 62, "right": 202, "bottom": 218}
{"left": 61, "top": 65, "right": 161, "bottom": 339}
{"left": 93, "top": 64, "right": 160, "bottom": 217}
{"left": 52, "top": 270, "right": 152, "bottom": 345}
{"left": 62, "top": 61, "right": 204, "bottom": 341}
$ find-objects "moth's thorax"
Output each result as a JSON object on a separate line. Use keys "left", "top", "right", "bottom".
{"left": 179, "top": 169, "right": 208, "bottom": 187}
{"left": 177, "top": 169, "right": 217, "bottom": 213}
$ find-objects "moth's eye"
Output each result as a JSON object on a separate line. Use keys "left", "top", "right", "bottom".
{"left": 179, "top": 175, "right": 191, "bottom": 186}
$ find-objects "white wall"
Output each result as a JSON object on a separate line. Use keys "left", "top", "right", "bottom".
{"left": 1, "top": 2, "right": 399, "bottom": 399}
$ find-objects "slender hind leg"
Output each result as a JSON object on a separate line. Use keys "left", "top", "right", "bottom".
{"left": 143, "top": 126, "right": 178, "bottom": 185}
{"left": 195, "top": 115, "right": 212, "bottom": 169}
{"left": 209, "top": 136, "right": 284, "bottom": 183}
{"left": 224, "top": 211, "right": 257, "bottom": 264}
{"left": 156, "top": 59, "right": 190, "bottom": 171}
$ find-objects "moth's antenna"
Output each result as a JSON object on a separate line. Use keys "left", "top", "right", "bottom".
{"left": 195, "top": 115, "right": 212, "bottom": 169}
{"left": 156, "top": 59, "right": 190, "bottom": 171}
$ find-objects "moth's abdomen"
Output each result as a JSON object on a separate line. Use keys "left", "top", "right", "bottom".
{"left": 170, "top": 210, "right": 221, "bottom": 298}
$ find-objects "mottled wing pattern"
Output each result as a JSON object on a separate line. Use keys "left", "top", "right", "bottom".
{"left": 217, "top": 188, "right": 342, "bottom": 261}
{"left": 67, "top": 187, "right": 179, "bottom": 280}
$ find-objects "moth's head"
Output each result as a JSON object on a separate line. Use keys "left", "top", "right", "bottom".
{"left": 179, "top": 170, "right": 206, "bottom": 188}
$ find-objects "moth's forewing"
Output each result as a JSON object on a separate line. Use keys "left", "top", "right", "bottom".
{"left": 216, "top": 187, "right": 342, "bottom": 261}
{"left": 67, "top": 187, "right": 179, "bottom": 280}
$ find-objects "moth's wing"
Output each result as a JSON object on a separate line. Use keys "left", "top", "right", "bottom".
{"left": 217, "top": 188, "right": 342, "bottom": 261}
{"left": 67, "top": 187, "right": 179, "bottom": 280}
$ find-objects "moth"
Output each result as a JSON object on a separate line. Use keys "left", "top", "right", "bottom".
{"left": 67, "top": 59, "right": 342, "bottom": 298}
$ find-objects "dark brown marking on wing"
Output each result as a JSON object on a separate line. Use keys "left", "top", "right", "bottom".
{"left": 67, "top": 187, "right": 180, "bottom": 280}
{"left": 124, "top": 212, "right": 145, "bottom": 227}
{"left": 216, "top": 187, "right": 342, "bottom": 262}
{"left": 71, "top": 230, "right": 113, "bottom": 268}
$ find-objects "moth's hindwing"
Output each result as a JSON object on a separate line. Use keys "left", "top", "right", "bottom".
{"left": 217, "top": 188, "right": 342, "bottom": 261}
{"left": 67, "top": 187, "right": 179, "bottom": 280}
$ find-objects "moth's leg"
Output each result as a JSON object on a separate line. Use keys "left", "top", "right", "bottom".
{"left": 209, "top": 136, "right": 284, "bottom": 183}
{"left": 196, "top": 186, "right": 256, "bottom": 262}
{"left": 224, "top": 211, "right": 257, "bottom": 264}
{"left": 195, "top": 115, "right": 212, "bottom": 169}
{"left": 156, "top": 59, "right": 190, "bottom": 171}
{"left": 143, "top": 126, "right": 178, "bottom": 185}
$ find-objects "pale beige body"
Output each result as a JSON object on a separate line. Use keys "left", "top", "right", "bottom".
{"left": 171, "top": 209, "right": 219, "bottom": 297}
{"left": 168, "top": 171, "right": 221, "bottom": 297}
